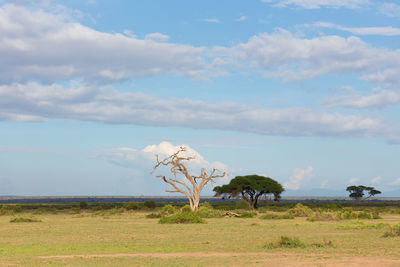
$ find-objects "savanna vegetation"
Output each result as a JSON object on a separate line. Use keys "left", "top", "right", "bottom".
{"left": 0, "top": 200, "right": 400, "bottom": 266}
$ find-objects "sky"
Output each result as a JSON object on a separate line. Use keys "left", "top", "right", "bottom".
{"left": 1, "top": 0, "right": 400, "bottom": 197}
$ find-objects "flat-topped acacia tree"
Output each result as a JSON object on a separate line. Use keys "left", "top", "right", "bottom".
{"left": 213, "top": 175, "right": 284, "bottom": 209}
{"left": 153, "top": 146, "right": 226, "bottom": 211}
{"left": 346, "top": 185, "right": 381, "bottom": 201}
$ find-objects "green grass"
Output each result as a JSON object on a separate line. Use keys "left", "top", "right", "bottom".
{"left": 0, "top": 208, "right": 399, "bottom": 266}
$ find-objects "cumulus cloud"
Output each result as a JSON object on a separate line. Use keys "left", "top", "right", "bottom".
{"left": 284, "top": 166, "right": 314, "bottom": 190}
{"left": 323, "top": 90, "right": 400, "bottom": 109}
{"left": 203, "top": 18, "right": 220, "bottom": 23}
{"left": 98, "top": 141, "right": 231, "bottom": 190}
{"left": 100, "top": 141, "right": 228, "bottom": 171}
{"left": 236, "top": 15, "right": 247, "bottom": 22}
{"left": 313, "top": 22, "right": 400, "bottom": 36}
{"left": 261, "top": 0, "right": 370, "bottom": 9}
{"left": 348, "top": 177, "right": 359, "bottom": 184}
{"left": 378, "top": 2, "right": 400, "bottom": 18}
{"left": 215, "top": 30, "right": 400, "bottom": 86}
{"left": 371, "top": 176, "right": 382, "bottom": 185}
{"left": 0, "top": 4, "right": 213, "bottom": 83}
{"left": 0, "top": 82, "right": 394, "bottom": 140}
{"left": 145, "top": 32, "right": 169, "bottom": 42}
{"left": 390, "top": 177, "right": 400, "bottom": 185}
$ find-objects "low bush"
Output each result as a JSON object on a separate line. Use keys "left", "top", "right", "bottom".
{"left": 336, "top": 210, "right": 381, "bottom": 220}
{"left": 264, "top": 236, "right": 306, "bottom": 249}
{"left": 382, "top": 223, "right": 400, "bottom": 238}
{"left": 159, "top": 212, "right": 205, "bottom": 224}
{"left": 123, "top": 202, "right": 140, "bottom": 210}
{"left": 143, "top": 200, "right": 157, "bottom": 209}
{"left": 260, "top": 213, "right": 294, "bottom": 220}
{"left": 264, "top": 236, "right": 333, "bottom": 249}
{"left": 180, "top": 205, "right": 192, "bottom": 213}
{"left": 161, "top": 204, "right": 177, "bottom": 216}
{"left": 288, "top": 203, "right": 313, "bottom": 217}
{"left": 10, "top": 217, "right": 41, "bottom": 223}
{"left": 307, "top": 212, "right": 338, "bottom": 222}
{"left": 0, "top": 205, "right": 23, "bottom": 215}
{"left": 79, "top": 201, "right": 88, "bottom": 209}
{"left": 200, "top": 202, "right": 214, "bottom": 209}
{"left": 195, "top": 207, "right": 224, "bottom": 218}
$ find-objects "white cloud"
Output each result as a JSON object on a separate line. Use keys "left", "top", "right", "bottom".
{"left": 236, "top": 15, "right": 247, "bottom": 22}
{"left": 349, "top": 177, "right": 359, "bottom": 184}
{"left": 284, "top": 166, "right": 314, "bottom": 190}
{"left": 378, "top": 2, "right": 400, "bottom": 18}
{"left": 0, "top": 4, "right": 212, "bottom": 83}
{"left": 0, "top": 82, "right": 394, "bottom": 140}
{"left": 216, "top": 30, "right": 400, "bottom": 87}
{"left": 203, "top": 18, "right": 220, "bottom": 23}
{"left": 313, "top": 22, "right": 400, "bottom": 36}
{"left": 145, "top": 32, "right": 169, "bottom": 42}
{"left": 323, "top": 90, "right": 400, "bottom": 109}
{"left": 261, "top": 0, "right": 370, "bottom": 9}
{"left": 98, "top": 141, "right": 231, "bottom": 189}
{"left": 371, "top": 176, "right": 382, "bottom": 185}
{"left": 389, "top": 177, "right": 400, "bottom": 185}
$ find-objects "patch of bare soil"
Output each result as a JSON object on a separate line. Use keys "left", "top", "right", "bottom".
{"left": 38, "top": 252, "right": 400, "bottom": 266}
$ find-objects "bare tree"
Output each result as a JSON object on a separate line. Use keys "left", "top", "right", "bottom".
{"left": 152, "top": 146, "right": 226, "bottom": 211}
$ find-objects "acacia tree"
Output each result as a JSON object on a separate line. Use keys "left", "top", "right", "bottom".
{"left": 346, "top": 185, "right": 381, "bottom": 201}
{"left": 152, "top": 146, "right": 226, "bottom": 211}
{"left": 213, "top": 175, "right": 284, "bottom": 209}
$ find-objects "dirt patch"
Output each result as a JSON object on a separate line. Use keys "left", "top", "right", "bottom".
{"left": 38, "top": 252, "right": 400, "bottom": 266}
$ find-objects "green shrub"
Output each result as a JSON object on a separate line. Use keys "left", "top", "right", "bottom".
{"left": 0, "top": 205, "right": 23, "bottom": 215}
{"left": 357, "top": 211, "right": 372, "bottom": 219}
{"left": 180, "top": 205, "right": 192, "bottom": 213}
{"left": 200, "top": 201, "right": 214, "bottom": 209}
{"left": 195, "top": 207, "right": 224, "bottom": 218}
{"left": 235, "top": 200, "right": 251, "bottom": 210}
{"left": 10, "top": 217, "right": 41, "bottom": 223}
{"left": 336, "top": 210, "right": 381, "bottom": 220}
{"left": 123, "top": 202, "right": 140, "bottom": 210}
{"left": 79, "top": 201, "right": 88, "bottom": 209}
{"left": 159, "top": 212, "right": 205, "bottom": 224}
{"left": 143, "top": 200, "right": 156, "bottom": 209}
{"left": 161, "top": 204, "right": 177, "bottom": 216}
{"left": 260, "top": 213, "right": 294, "bottom": 220}
{"left": 372, "top": 211, "right": 382, "bottom": 219}
{"left": 264, "top": 236, "right": 306, "bottom": 249}
{"left": 288, "top": 203, "right": 313, "bottom": 217}
{"left": 264, "top": 236, "right": 333, "bottom": 249}
{"left": 336, "top": 210, "right": 357, "bottom": 220}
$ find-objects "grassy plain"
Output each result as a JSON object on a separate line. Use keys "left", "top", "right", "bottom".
{"left": 0, "top": 205, "right": 399, "bottom": 266}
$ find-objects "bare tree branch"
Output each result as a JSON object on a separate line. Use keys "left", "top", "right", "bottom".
{"left": 152, "top": 147, "right": 227, "bottom": 211}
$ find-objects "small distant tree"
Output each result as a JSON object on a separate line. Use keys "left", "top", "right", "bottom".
{"left": 213, "top": 175, "right": 284, "bottom": 209}
{"left": 153, "top": 147, "right": 227, "bottom": 211}
{"left": 346, "top": 185, "right": 381, "bottom": 201}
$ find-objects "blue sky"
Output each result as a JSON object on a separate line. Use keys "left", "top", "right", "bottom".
{"left": 1, "top": 0, "right": 400, "bottom": 196}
